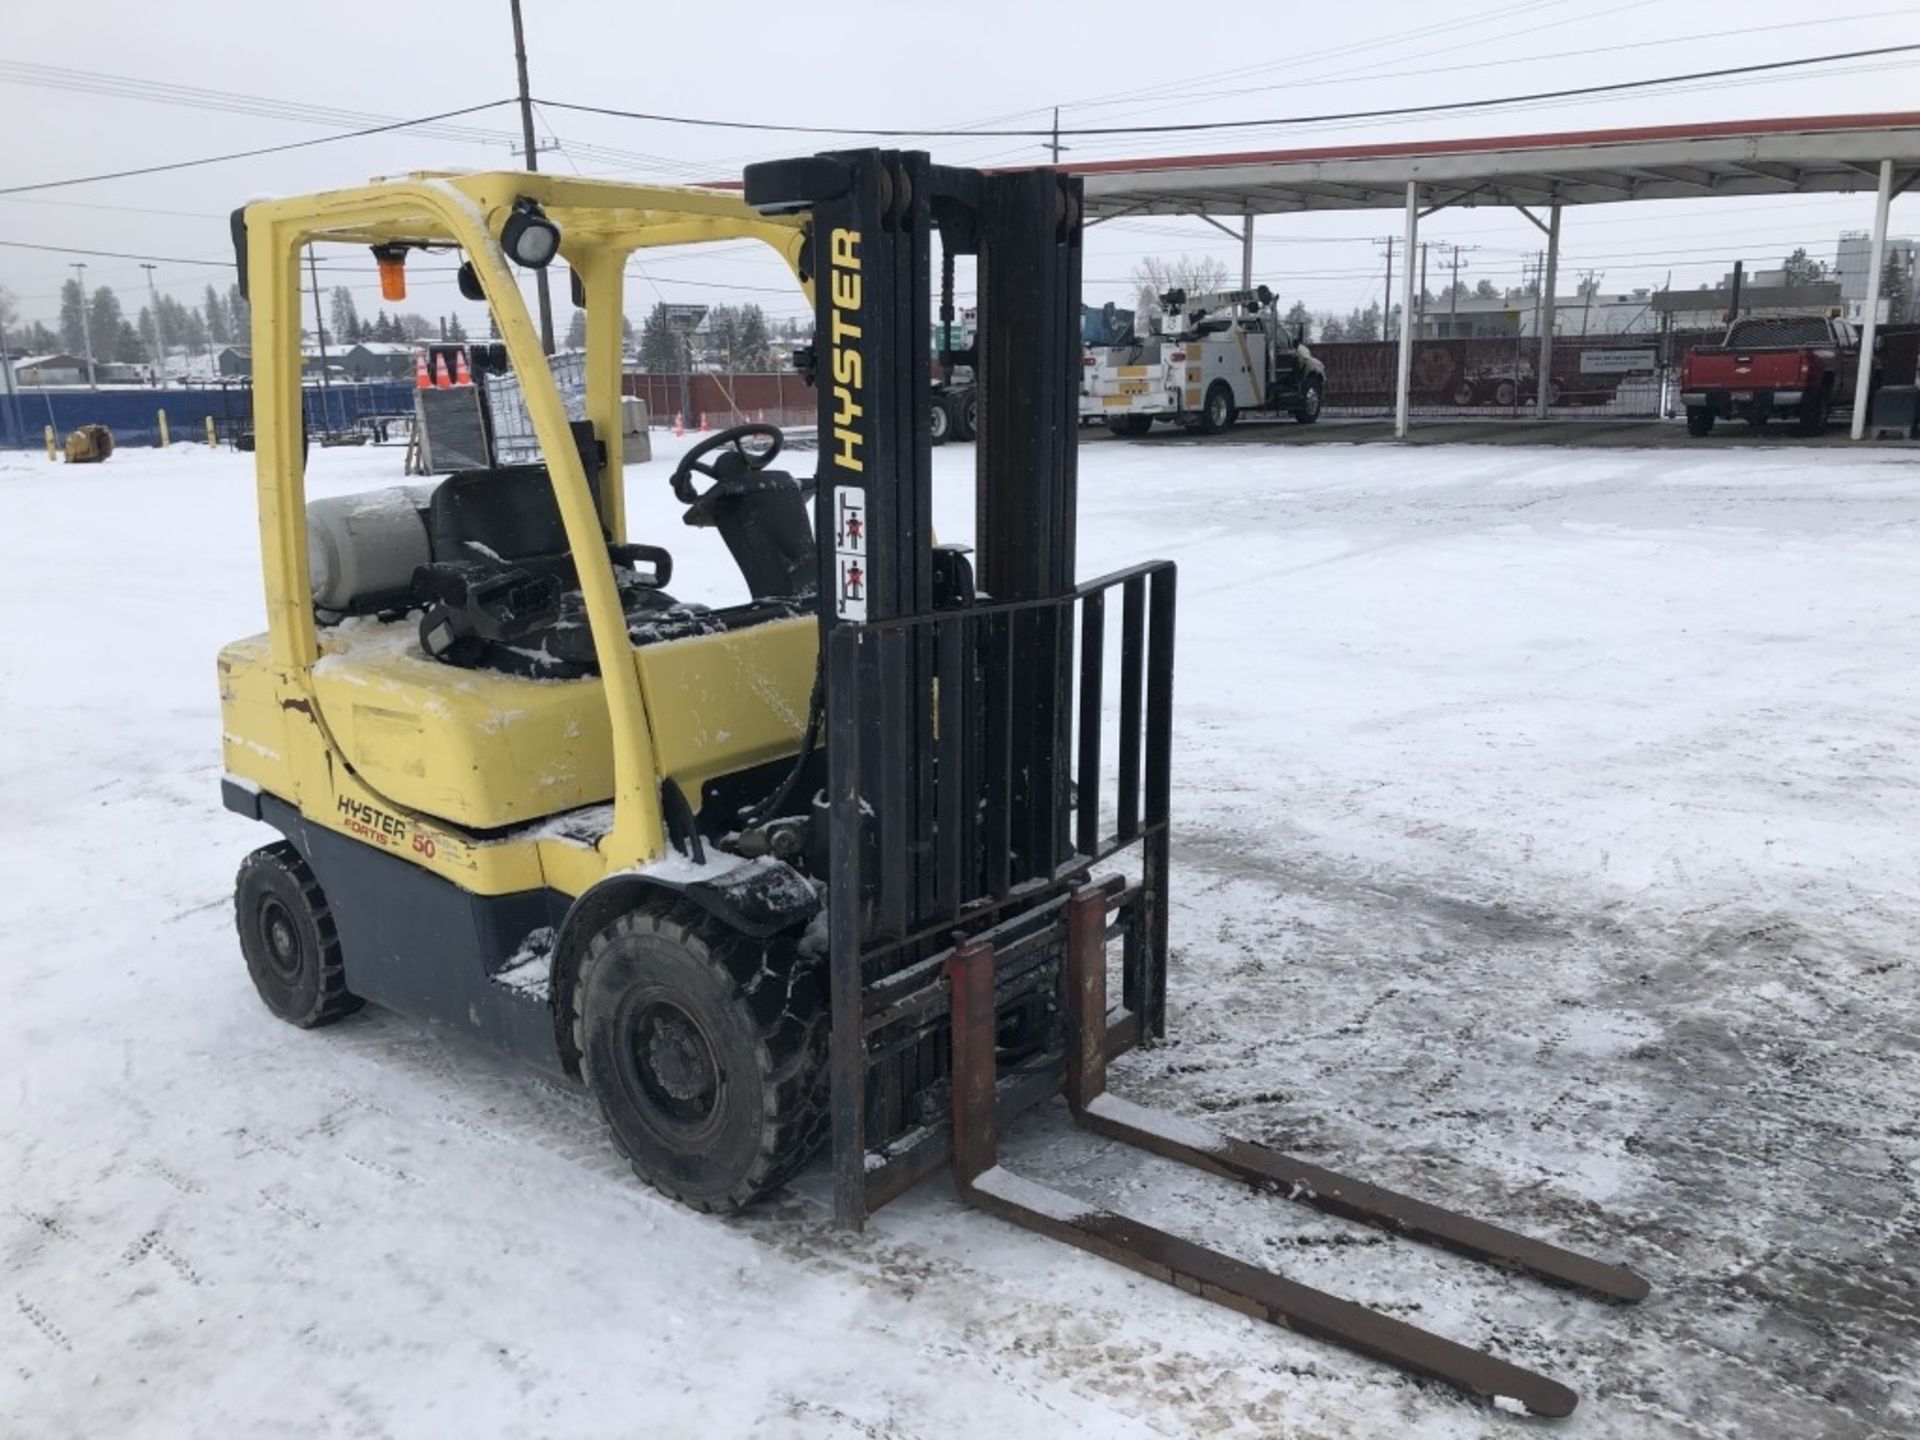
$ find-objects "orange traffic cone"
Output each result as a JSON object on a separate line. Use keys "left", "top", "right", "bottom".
{"left": 673, "top": 412, "right": 684, "bottom": 437}
{"left": 414, "top": 352, "right": 431, "bottom": 389}
{"left": 434, "top": 355, "right": 451, "bottom": 388}
{"left": 454, "top": 350, "right": 473, "bottom": 386}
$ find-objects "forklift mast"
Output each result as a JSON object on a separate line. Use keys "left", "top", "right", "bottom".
{"left": 744, "top": 151, "right": 1176, "bottom": 1224}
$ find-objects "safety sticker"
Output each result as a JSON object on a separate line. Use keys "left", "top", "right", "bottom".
{"left": 834, "top": 485, "right": 867, "bottom": 622}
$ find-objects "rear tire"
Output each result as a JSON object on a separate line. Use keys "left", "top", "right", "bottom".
{"left": 235, "top": 842, "right": 361, "bottom": 1028}
{"left": 1794, "top": 382, "right": 1832, "bottom": 437}
{"left": 950, "top": 392, "right": 978, "bottom": 443}
{"left": 929, "top": 396, "right": 951, "bottom": 446}
{"left": 576, "top": 902, "right": 827, "bottom": 1213}
{"left": 1196, "top": 382, "right": 1236, "bottom": 436}
{"left": 1106, "top": 414, "right": 1153, "bottom": 438}
{"left": 1293, "top": 377, "right": 1323, "bottom": 424}
{"left": 1686, "top": 407, "right": 1715, "bottom": 437}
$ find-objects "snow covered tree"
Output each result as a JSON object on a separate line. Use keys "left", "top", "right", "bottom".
{"left": 1132, "top": 254, "right": 1229, "bottom": 323}
{"left": 1782, "top": 247, "right": 1828, "bottom": 286}
{"left": 564, "top": 307, "right": 587, "bottom": 350}
{"left": 395, "top": 312, "right": 433, "bottom": 341}
{"left": 227, "top": 283, "right": 251, "bottom": 344}
{"left": 59, "top": 278, "right": 89, "bottom": 356}
{"left": 638, "top": 302, "right": 682, "bottom": 373}
{"left": 1473, "top": 278, "right": 1500, "bottom": 299}
{"left": 446, "top": 313, "right": 468, "bottom": 342}
{"left": 204, "top": 284, "right": 231, "bottom": 346}
{"left": 329, "top": 288, "right": 362, "bottom": 345}
{"left": 1283, "top": 299, "right": 1312, "bottom": 342}
{"left": 1883, "top": 251, "right": 1914, "bottom": 323}
{"left": 89, "top": 287, "right": 132, "bottom": 360}
{"left": 1319, "top": 314, "right": 1347, "bottom": 342}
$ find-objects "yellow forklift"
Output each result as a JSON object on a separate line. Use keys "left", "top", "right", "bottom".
{"left": 220, "top": 155, "right": 1645, "bottom": 1416}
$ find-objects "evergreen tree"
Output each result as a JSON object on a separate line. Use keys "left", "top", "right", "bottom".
{"left": 21, "top": 320, "right": 60, "bottom": 353}
{"left": 329, "top": 288, "right": 361, "bottom": 347}
{"left": 1319, "top": 314, "right": 1347, "bottom": 342}
{"left": 114, "top": 318, "right": 146, "bottom": 365}
{"left": 638, "top": 302, "right": 681, "bottom": 373}
{"left": 1883, "top": 250, "right": 1914, "bottom": 323}
{"left": 1473, "top": 278, "right": 1500, "bottom": 299}
{"left": 734, "top": 303, "right": 771, "bottom": 369}
{"left": 227, "top": 282, "right": 251, "bottom": 343}
{"left": 59, "top": 278, "right": 89, "bottom": 355}
{"left": 89, "top": 287, "right": 130, "bottom": 361}
{"left": 1283, "top": 299, "right": 1313, "bottom": 342}
{"left": 564, "top": 307, "right": 587, "bottom": 349}
{"left": 204, "top": 284, "right": 231, "bottom": 346}
{"left": 446, "top": 313, "right": 468, "bottom": 342}
{"left": 396, "top": 312, "right": 433, "bottom": 340}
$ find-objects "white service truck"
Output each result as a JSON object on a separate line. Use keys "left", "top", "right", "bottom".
{"left": 1085, "top": 286, "right": 1326, "bottom": 436}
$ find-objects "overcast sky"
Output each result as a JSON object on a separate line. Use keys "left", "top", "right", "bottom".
{"left": 3, "top": 0, "right": 1917, "bottom": 340}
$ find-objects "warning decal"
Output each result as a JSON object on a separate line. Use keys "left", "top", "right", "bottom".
{"left": 834, "top": 485, "right": 867, "bottom": 622}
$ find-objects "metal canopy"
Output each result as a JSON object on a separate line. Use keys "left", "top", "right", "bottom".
{"left": 1072, "top": 112, "right": 1920, "bottom": 217}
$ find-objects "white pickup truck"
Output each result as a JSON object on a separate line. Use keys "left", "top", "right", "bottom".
{"left": 1084, "top": 286, "right": 1326, "bottom": 436}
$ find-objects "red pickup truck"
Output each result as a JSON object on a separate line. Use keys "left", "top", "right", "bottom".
{"left": 1680, "top": 314, "right": 1874, "bottom": 436}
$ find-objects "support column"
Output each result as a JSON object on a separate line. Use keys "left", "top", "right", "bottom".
{"left": 1393, "top": 181, "right": 1418, "bottom": 439}
{"left": 1241, "top": 213, "right": 1255, "bottom": 292}
{"left": 1535, "top": 202, "right": 1561, "bottom": 420}
{"left": 1852, "top": 159, "right": 1894, "bottom": 441}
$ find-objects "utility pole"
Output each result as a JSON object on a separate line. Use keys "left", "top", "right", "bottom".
{"left": 1443, "top": 243, "right": 1475, "bottom": 335}
{"left": 1377, "top": 236, "right": 1395, "bottom": 341}
{"left": 140, "top": 262, "right": 164, "bottom": 380}
{"left": 306, "top": 246, "right": 335, "bottom": 438}
{"left": 1046, "top": 106, "right": 1069, "bottom": 164}
{"left": 1418, "top": 241, "right": 1429, "bottom": 336}
{"left": 510, "top": 0, "right": 556, "bottom": 355}
{"left": 71, "top": 262, "right": 97, "bottom": 389}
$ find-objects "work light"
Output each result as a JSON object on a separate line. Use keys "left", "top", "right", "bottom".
{"left": 500, "top": 198, "right": 560, "bottom": 269}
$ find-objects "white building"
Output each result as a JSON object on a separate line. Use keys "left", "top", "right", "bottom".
{"left": 1836, "top": 231, "right": 1916, "bottom": 321}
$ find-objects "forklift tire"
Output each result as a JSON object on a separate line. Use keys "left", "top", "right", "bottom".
{"left": 1293, "top": 377, "right": 1323, "bottom": 424}
{"left": 950, "top": 392, "right": 978, "bottom": 443}
{"left": 1196, "top": 382, "right": 1235, "bottom": 436}
{"left": 1105, "top": 415, "right": 1153, "bottom": 438}
{"left": 929, "top": 397, "right": 951, "bottom": 446}
{"left": 1686, "top": 406, "right": 1715, "bottom": 437}
{"left": 235, "top": 842, "right": 362, "bottom": 1029}
{"left": 576, "top": 902, "right": 827, "bottom": 1213}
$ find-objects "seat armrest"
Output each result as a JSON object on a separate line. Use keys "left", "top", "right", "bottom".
{"left": 608, "top": 542, "right": 673, "bottom": 588}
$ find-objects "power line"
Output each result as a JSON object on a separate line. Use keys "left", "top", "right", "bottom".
{"left": 536, "top": 45, "right": 1920, "bottom": 141}
{"left": 0, "top": 98, "right": 517, "bottom": 198}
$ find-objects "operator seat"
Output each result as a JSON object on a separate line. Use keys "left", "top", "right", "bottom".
{"left": 415, "top": 462, "right": 684, "bottom": 679}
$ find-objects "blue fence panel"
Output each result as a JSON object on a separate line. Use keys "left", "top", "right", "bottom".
{"left": 0, "top": 383, "right": 414, "bottom": 450}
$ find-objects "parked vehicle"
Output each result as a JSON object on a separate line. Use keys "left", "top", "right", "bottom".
{"left": 1085, "top": 286, "right": 1326, "bottom": 436}
{"left": 1680, "top": 314, "right": 1874, "bottom": 436}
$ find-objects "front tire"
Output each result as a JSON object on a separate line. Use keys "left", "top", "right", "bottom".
{"left": 929, "top": 397, "right": 951, "bottom": 446}
{"left": 235, "top": 842, "right": 361, "bottom": 1028}
{"left": 1294, "top": 377, "right": 1323, "bottom": 424}
{"left": 1106, "top": 414, "right": 1153, "bottom": 438}
{"left": 1686, "top": 407, "right": 1715, "bottom": 437}
{"left": 577, "top": 903, "right": 827, "bottom": 1213}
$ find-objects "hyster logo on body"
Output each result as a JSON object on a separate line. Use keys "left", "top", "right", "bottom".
{"left": 829, "top": 227, "right": 863, "bottom": 472}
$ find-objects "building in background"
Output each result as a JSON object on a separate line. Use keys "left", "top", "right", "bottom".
{"left": 1836, "top": 231, "right": 1917, "bottom": 321}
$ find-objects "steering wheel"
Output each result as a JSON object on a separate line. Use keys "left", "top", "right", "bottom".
{"left": 670, "top": 423, "right": 784, "bottom": 506}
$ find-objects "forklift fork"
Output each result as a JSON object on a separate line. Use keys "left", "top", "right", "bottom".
{"left": 945, "top": 888, "right": 1650, "bottom": 1418}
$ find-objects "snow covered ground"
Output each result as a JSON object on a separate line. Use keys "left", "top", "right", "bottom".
{"left": 3, "top": 429, "right": 1917, "bottom": 1438}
